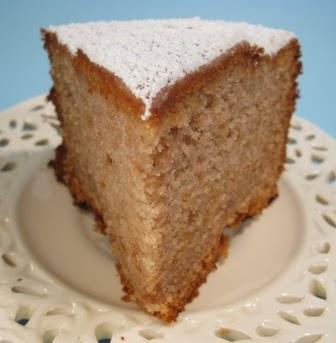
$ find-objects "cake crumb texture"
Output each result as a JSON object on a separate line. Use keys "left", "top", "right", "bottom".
{"left": 42, "top": 19, "right": 301, "bottom": 322}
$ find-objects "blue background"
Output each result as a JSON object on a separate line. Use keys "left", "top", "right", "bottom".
{"left": 0, "top": 0, "right": 335, "bottom": 136}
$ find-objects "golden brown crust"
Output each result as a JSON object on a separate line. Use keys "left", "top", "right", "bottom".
{"left": 149, "top": 38, "right": 301, "bottom": 126}
{"left": 150, "top": 42, "right": 264, "bottom": 118}
{"left": 148, "top": 38, "right": 302, "bottom": 130}
{"left": 42, "top": 30, "right": 145, "bottom": 118}
{"left": 49, "top": 142, "right": 107, "bottom": 234}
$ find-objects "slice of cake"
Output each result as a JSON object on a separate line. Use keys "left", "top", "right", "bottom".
{"left": 42, "top": 18, "right": 301, "bottom": 322}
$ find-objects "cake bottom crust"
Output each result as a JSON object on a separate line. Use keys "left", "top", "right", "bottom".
{"left": 50, "top": 141, "right": 278, "bottom": 322}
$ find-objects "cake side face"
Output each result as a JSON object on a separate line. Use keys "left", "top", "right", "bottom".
{"left": 47, "top": 18, "right": 295, "bottom": 119}
{"left": 42, "top": 20, "right": 301, "bottom": 322}
{"left": 137, "top": 40, "right": 301, "bottom": 320}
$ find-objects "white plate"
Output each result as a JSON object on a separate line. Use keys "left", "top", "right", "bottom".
{"left": 0, "top": 96, "right": 335, "bottom": 343}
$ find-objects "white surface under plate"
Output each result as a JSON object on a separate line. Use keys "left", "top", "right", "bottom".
{"left": 0, "top": 96, "right": 335, "bottom": 343}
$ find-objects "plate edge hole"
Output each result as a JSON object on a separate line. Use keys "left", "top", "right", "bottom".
{"left": 95, "top": 323, "right": 115, "bottom": 342}
{"left": 15, "top": 304, "right": 36, "bottom": 326}
{"left": 0, "top": 138, "right": 10, "bottom": 147}
{"left": 42, "top": 329, "right": 58, "bottom": 343}
{"left": 309, "top": 279, "right": 327, "bottom": 300}
{"left": 315, "top": 195, "right": 329, "bottom": 206}
{"left": 2, "top": 252, "right": 19, "bottom": 267}
{"left": 315, "top": 241, "right": 330, "bottom": 254}
{"left": 308, "top": 262, "right": 328, "bottom": 275}
{"left": 303, "top": 307, "right": 325, "bottom": 317}
{"left": 276, "top": 294, "right": 304, "bottom": 304}
{"left": 256, "top": 325, "right": 279, "bottom": 337}
{"left": 214, "top": 328, "right": 251, "bottom": 341}
{"left": 278, "top": 311, "right": 301, "bottom": 325}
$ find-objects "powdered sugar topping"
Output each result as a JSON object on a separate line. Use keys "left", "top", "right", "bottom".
{"left": 48, "top": 18, "right": 295, "bottom": 120}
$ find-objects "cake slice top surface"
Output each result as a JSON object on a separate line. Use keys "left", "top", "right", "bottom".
{"left": 47, "top": 18, "right": 295, "bottom": 120}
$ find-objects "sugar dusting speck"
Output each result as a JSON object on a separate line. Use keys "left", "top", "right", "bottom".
{"left": 47, "top": 18, "right": 295, "bottom": 120}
